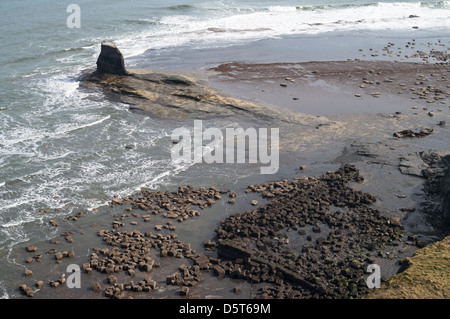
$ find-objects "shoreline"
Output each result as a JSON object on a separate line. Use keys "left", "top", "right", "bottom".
{"left": 9, "top": 38, "right": 450, "bottom": 299}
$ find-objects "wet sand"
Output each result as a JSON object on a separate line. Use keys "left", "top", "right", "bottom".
{"left": 10, "top": 37, "right": 450, "bottom": 300}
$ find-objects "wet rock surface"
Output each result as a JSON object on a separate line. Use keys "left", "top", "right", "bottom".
{"left": 393, "top": 128, "right": 433, "bottom": 138}
{"left": 398, "top": 150, "right": 449, "bottom": 178}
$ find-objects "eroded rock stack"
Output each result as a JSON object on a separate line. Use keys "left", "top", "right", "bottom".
{"left": 96, "top": 41, "right": 128, "bottom": 75}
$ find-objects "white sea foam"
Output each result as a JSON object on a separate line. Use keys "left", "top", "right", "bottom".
{"left": 111, "top": 1, "right": 450, "bottom": 59}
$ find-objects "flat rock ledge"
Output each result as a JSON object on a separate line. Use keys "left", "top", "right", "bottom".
{"left": 79, "top": 43, "right": 330, "bottom": 127}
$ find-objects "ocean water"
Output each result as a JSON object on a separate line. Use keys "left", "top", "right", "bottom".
{"left": 0, "top": 0, "right": 449, "bottom": 298}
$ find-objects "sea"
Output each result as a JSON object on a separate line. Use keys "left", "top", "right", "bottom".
{"left": 0, "top": 0, "right": 449, "bottom": 298}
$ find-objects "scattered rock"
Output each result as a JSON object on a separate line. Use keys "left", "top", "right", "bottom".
{"left": 49, "top": 220, "right": 59, "bottom": 227}
{"left": 180, "top": 286, "right": 189, "bottom": 296}
{"left": 214, "top": 164, "right": 403, "bottom": 299}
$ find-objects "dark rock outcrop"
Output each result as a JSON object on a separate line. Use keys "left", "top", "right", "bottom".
{"left": 422, "top": 154, "right": 450, "bottom": 231}
{"left": 96, "top": 41, "right": 128, "bottom": 75}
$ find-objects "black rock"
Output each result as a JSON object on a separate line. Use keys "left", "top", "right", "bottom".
{"left": 96, "top": 41, "right": 128, "bottom": 75}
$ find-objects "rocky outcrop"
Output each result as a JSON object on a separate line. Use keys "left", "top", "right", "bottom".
{"left": 96, "top": 41, "right": 128, "bottom": 75}
{"left": 79, "top": 43, "right": 328, "bottom": 127}
{"left": 80, "top": 68, "right": 307, "bottom": 122}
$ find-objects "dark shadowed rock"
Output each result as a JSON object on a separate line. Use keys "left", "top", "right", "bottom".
{"left": 96, "top": 41, "right": 128, "bottom": 75}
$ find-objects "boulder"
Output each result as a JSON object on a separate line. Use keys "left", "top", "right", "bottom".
{"left": 92, "top": 282, "right": 101, "bottom": 293}
{"left": 96, "top": 41, "right": 128, "bottom": 75}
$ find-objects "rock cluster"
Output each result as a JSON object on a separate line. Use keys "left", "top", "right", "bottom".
{"left": 19, "top": 284, "right": 34, "bottom": 297}
{"left": 108, "top": 185, "right": 229, "bottom": 224}
{"left": 88, "top": 225, "right": 202, "bottom": 298}
{"left": 210, "top": 165, "right": 403, "bottom": 298}
{"left": 96, "top": 41, "right": 128, "bottom": 75}
{"left": 393, "top": 128, "right": 433, "bottom": 138}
